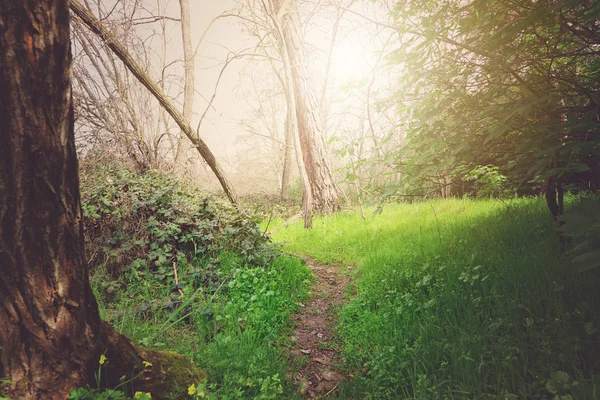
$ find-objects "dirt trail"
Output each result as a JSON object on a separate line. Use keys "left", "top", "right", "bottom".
{"left": 290, "top": 261, "right": 350, "bottom": 398}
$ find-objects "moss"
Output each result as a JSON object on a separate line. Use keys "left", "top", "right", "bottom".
{"left": 98, "top": 322, "right": 205, "bottom": 399}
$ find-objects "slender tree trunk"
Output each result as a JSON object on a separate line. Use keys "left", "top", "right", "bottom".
{"left": 70, "top": 0, "right": 239, "bottom": 205}
{"left": 0, "top": 2, "right": 201, "bottom": 398}
{"left": 280, "top": 105, "right": 294, "bottom": 200}
{"left": 282, "top": 53, "right": 313, "bottom": 228}
{"left": 545, "top": 174, "right": 569, "bottom": 251}
{"left": 273, "top": 0, "right": 340, "bottom": 214}
{"left": 174, "top": 0, "right": 194, "bottom": 167}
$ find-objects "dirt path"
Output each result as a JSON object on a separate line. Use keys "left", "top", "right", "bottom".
{"left": 290, "top": 260, "right": 350, "bottom": 398}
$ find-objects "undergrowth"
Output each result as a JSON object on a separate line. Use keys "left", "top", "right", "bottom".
{"left": 80, "top": 163, "right": 312, "bottom": 399}
{"left": 270, "top": 198, "right": 600, "bottom": 399}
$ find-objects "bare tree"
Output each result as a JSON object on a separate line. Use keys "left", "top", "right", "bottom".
{"left": 70, "top": 0, "right": 240, "bottom": 205}
{"left": 236, "top": 73, "right": 294, "bottom": 194}
{"left": 272, "top": 0, "right": 341, "bottom": 217}
{"left": 71, "top": 14, "right": 167, "bottom": 171}
{"left": 232, "top": 0, "right": 341, "bottom": 225}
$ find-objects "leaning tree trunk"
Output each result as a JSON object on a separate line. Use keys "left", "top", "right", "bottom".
{"left": 273, "top": 0, "right": 340, "bottom": 214}
{"left": 70, "top": 0, "right": 239, "bottom": 206}
{"left": 0, "top": 2, "right": 201, "bottom": 398}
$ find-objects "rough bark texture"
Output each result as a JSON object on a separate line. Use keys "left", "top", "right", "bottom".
{"left": 70, "top": 0, "right": 239, "bottom": 205}
{"left": 0, "top": 2, "right": 102, "bottom": 396}
{"left": 0, "top": 2, "right": 203, "bottom": 398}
{"left": 174, "top": 0, "right": 194, "bottom": 167}
{"left": 274, "top": 0, "right": 340, "bottom": 214}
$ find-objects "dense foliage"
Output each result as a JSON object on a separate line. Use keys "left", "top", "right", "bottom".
{"left": 272, "top": 198, "right": 600, "bottom": 399}
{"left": 343, "top": 0, "right": 599, "bottom": 203}
{"left": 77, "top": 162, "right": 312, "bottom": 398}
{"left": 80, "top": 163, "right": 275, "bottom": 288}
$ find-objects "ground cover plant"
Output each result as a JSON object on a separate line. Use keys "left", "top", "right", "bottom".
{"left": 79, "top": 163, "right": 312, "bottom": 399}
{"left": 270, "top": 198, "right": 600, "bottom": 399}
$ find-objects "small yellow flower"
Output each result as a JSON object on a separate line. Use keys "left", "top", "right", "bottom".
{"left": 187, "top": 383, "right": 196, "bottom": 395}
{"left": 134, "top": 392, "right": 143, "bottom": 398}
{"left": 99, "top": 354, "right": 107, "bottom": 365}
{"left": 198, "top": 391, "right": 205, "bottom": 398}
{"left": 143, "top": 360, "right": 153, "bottom": 368}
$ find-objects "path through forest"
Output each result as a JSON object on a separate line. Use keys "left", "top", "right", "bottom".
{"left": 290, "top": 260, "right": 351, "bottom": 398}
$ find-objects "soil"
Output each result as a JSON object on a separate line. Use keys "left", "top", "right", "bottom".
{"left": 290, "top": 260, "right": 351, "bottom": 398}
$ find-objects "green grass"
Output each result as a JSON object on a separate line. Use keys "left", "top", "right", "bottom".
{"left": 80, "top": 165, "right": 315, "bottom": 399}
{"left": 92, "top": 253, "right": 312, "bottom": 399}
{"left": 270, "top": 198, "right": 600, "bottom": 399}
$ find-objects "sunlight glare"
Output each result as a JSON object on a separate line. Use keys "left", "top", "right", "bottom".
{"left": 330, "top": 36, "right": 372, "bottom": 84}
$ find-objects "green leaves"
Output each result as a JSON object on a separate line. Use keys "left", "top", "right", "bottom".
{"left": 559, "top": 198, "right": 600, "bottom": 272}
{"left": 347, "top": 0, "right": 599, "bottom": 204}
{"left": 80, "top": 165, "right": 277, "bottom": 287}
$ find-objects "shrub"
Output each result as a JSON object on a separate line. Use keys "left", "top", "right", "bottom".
{"left": 80, "top": 163, "right": 277, "bottom": 291}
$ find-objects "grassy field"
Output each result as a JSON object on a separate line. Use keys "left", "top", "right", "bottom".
{"left": 270, "top": 198, "right": 600, "bottom": 399}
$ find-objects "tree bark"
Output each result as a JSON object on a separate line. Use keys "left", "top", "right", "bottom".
{"left": 280, "top": 104, "right": 294, "bottom": 200}
{"left": 0, "top": 2, "right": 201, "bottom": 398}
{"left": 544, "top": 175, "right": 570, "bottom": 252}
{"left": 281, "top": 47, "right": 313, "bottom": 227}
{"left": 70, "top": 0, "right": 239, "bottom": 205}
{"left": 273, "top": 0, "right": 340, "bottom": 214}
{"left": 174, "top": 0, "right": 195, "bottom": 167}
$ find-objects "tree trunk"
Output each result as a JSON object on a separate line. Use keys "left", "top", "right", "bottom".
{"left": 70, "top": 0, "right": 239, "bottom": 206}
{"left": 0, "top": 2, "right": 201, "bottom": 398}
{"left": 174, "top": 0, "right": 195, "bottom": 168}
{"left": 281, "top": 51, "right": 313, "bottom": 228}
{"left": 544, "top": 175, "right": 570, "bottom": 252}
{"left": 280, "top": 104, "right": 294, "bottom": 200}
{"left": 273, "top": 0, "right": 340, "bottom": 214}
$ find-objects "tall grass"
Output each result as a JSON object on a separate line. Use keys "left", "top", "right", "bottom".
{"left": 271, "top": 198, "right": 600, "bottom": 399}
{"left": 92, "top": 253, "right": 312, "bottom": 398}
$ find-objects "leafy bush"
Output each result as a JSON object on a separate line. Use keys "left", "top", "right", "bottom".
{"left": 560, "top": 197, "right": 600, "bottom": 272}
{"left": 80, "top": 164, "right": 276, "bottom": 289}
{"left": 462, "top": 164, "right": 511, "bottom": 198}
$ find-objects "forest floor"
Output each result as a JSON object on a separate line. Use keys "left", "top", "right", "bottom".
{"left": 290, "top": 260, "right": 350, "bottom": 398}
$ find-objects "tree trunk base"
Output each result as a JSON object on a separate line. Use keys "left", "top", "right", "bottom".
{"left": 96, "top": 321, "right": 205, "bottom": 399}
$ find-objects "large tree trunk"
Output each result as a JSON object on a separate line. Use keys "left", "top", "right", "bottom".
{"left": 0, "top": 2, "right": 201, "bottom": 398}
{"left": 0, "top": 2, "right": 100, "bottom": 396}
{"left": 70, "top": 0, "right": 239, "bottom": 206}
{"left": 174, "top": 0, "right": 195, "bottom": 168}
{"left": 273, "top": 0, "right": 340, "bottom": 214}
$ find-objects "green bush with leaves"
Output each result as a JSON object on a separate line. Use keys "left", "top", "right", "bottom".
{"left": 560, "top": 197, "right": 600, "bottom": 272}
{"left": 80, "top": 164, "right": 276, "bottom": 288}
